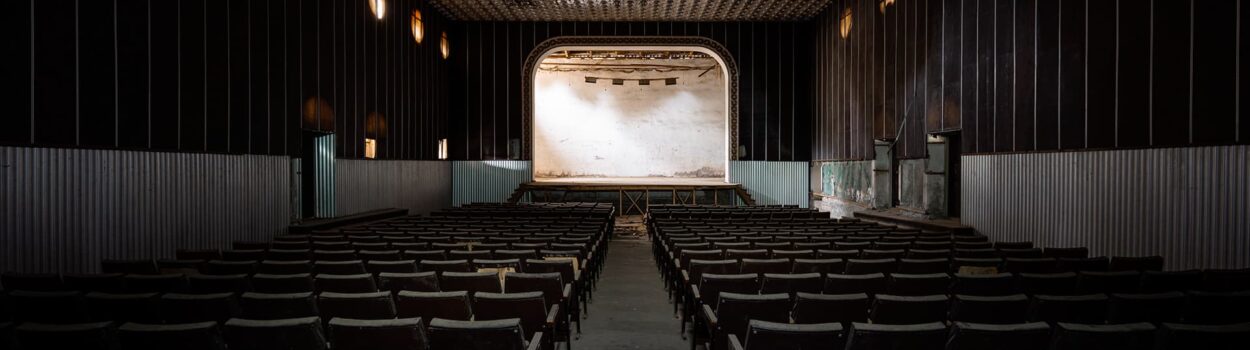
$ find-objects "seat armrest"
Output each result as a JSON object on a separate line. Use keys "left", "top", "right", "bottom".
{"left": 562, "top": 284, "right": 572, "bottom": 300}
{"left": 546, "top": 304, "right": 560, "bottom": 326}
{"left": 681, "top": 270, "right": 690, "bottom": 284}
{"left": 690, "top": 284, "right": 702, "bottom": 303}
{"left": 700, "top": 304, "right": 718, "bottom": 329}
{"left": 526, "top": 332, "right": 544, "bottom": 350}
{"left": 728, "top": 334, "right": 745, "bottom": 350}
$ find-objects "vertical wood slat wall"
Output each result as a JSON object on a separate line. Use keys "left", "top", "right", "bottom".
{"left": 811, "top": 0, "right": 1248, "bottom": 161}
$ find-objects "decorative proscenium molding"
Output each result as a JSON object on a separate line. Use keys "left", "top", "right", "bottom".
{"left": 521, "top": 36, "right": 741, "bottom": 160}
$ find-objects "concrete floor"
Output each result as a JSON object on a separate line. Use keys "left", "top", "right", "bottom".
{"left": 573, "top": 237, "right": 688, "bottom": 350}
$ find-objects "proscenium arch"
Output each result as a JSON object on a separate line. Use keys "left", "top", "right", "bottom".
{"left": 522, "top": 36, "right": 740, "bottom": 165}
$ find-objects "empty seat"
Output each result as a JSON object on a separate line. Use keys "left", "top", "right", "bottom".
{"left": 472, "top": 292, "right": 556, "bottom": 350}
{"left": 822, "top": 273, "right": 887, "bottom": 295}
{"left": 844, "top": 259, "right": 898, "bottom": 275}
{"left": 1201, "top": 269, "right": 1250, "bottom": 292}
{"left": 239, "top": 292, "right": 318, "bottom": 320}
{"left": 318, "top": 291, "right": 397, "bottom": 322}
{"left": 950, "top": 294, "right": 1030, "bottom": 324}
{"left": 1157, "top": 322, "right": 1250, "bottom": 350}
{"left": 845, "top": 322, "right": 947, "bottom": 350}
{"left": 888, "top": 273, "right": 952, "bottom": 296}
{"left": 328, "top": 317, "right": 427, "bottom": 350}
{"left": 187, "top": 273, "right": 251, "bottom": 294}
{"left": 63, "top": 273, "right": 126, "bottom": 293}
{"left": 870, "top": 294, "right": 949, "bottom": 324}
{"left": 378, "top": 271, "right": 440, "bottom": 293}
{"left": 695, "top": 273, "right": 761, "bottom": 309}
{"left": 1004, "top": 258, "right": 1061, "bottom": 274}
{"left": 770, "top": 249, "right": 816, "bottom": 260}
{"left": 232, "top": 241, "right": 271, "bottom": 250}
{"left": 700, "top": 292, "right": 791, "bottom": 350}
{"left": 85, "top": 292, "right": 161, "bottom": 323}
{"left": 251, "top": 273, "right": 315, "bottom": 293}
{"left": 366, "top": 260, "right": 419, "bottom": 275}
{"left": 1058, "top": 257, "right": 1110, "bottom": 272}
{"left": 223, "top": 317, "right": 327, "bottom": 350}
{"left": 1140, "top": 270, "right": 1203, "bottom": 293}
{"left": 313, "top": 260, "right": 368, "bottom": 275}
{"left": 439, "top": 271, "right": 502, "bottom": 295}
{"left": 1028, "top": 294, "right": 1109, "bottom": 324}
{"left": 725, "top": 249, "right": 770, "bottom": 260}
{"left": 449, "top": 250, "right": 493, "bottom": 261}
{"left": 7, "top": 290, "right": 88, "bottom": 324}
{"left": 739, "top": 258, "right": 791, "bottom": 275}
{"left": 14, "top": 321, "right": 115, "bottom": 350}
{"left": 951, "top": 273, "right": 1017, "bottom": 296}
{"left": 426, "top": 318, "right": 540, "bottom": 350}
{"left": 419, "top": 260, "right": 474, "bottom": 275}
{"left": 359, "top": 250, "right": 403, "bottom": 262}
{"left": 1106, "top": 291, "right": 1185, "bottom": 323}
{"left": 1017, "top": 272, "right": 1079, "bottom": 296}
{"left": 1050, "top": 322, "right": 1156, "bottom": 350}
{"left": 123, "top": 273, "right": 188, "bottom": 293}
{"left": 897, "top": 258, "right": 949, "bottom": 274}
{"left": 403, "top": 250, "right": 448, "bottom": 262}
{"left": 860, "top": 249, "right": 905, "bottom": 259}
{"left": 996, "top": 248, "right": 1045, "bottom": 259}
{"left": 954, "top": 249, "right": 998, "bottom": 259}
{"left": 728, "top": 320, "right": 844, "bottom": 350}
{"left": 177, "top": 249, "right": 223, "bottom": 261}
{"left": 396, "top": 291, "right": 473, "bottom": 326}
{"left": 791, "top": 292, "right": 870, "bottom": 324}
{"left": 102, "top": 259, "right": 160, "bottom": 275}
{"left": 951, "top": 258, "right": 1004, "bottom": 273}
{"left": 161, "top": 293, "right": 240, "bottom": 323}
{"left": 266, "top": 249, "right": 312, "bottom": 261}
{"left": 117, "top": 321, "right": 225, "bottom": 350}
{"left": 200, "top": 260, "right": 257, "bottom": 276}
{"left": 314, "top": 250, "right": 358, "bottom": 262}
{"left": 494, "top": 250, "right": 540, "bottom": 262}
{"left": 257, "top": 260, "right": 314, "bottom": 275}
{"left": 1, "top": 273, "right": 65, "bottom": 293}
{"left": 221, "top": 250, "right": 267, "bottom": 262}
{"left": 945, "top": 321, "right": 1051, "bottom": 350}
{"left": 994, "top": 242, "right": 1034, "bottom": 250}
{"left": 1182, "top": 290, "right": 1250, "bottom": 325}
{"left": 759, "top": 273, "right": 822, "bottom": 298}
{"left": 817, "top": 249, "right": 861, "bottom": 260}
{"left": 316, "top": 274, "right": 378, "bottom": 293}
{"left": 790, "top": 258, "right": 845, "bottom": 274}
{"left": 906, "top": 249, "right": 953, "bottom": 259}
{"left": 1043, "top": 247, "right": 1089, "bottom": 259}
{"left": 1077, "top": 270, "right": 1141, "bottom": 294}
{"left": 504, "top": 272, "right": 568, "bottom": 315}
{"left": 1109, "top": 256, "right": 1164, "bottom": 272}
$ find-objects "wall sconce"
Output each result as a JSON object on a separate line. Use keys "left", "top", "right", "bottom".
{"left": 840, "top": 8, "right": 853, "bottom": 39}
{"left": 438, "top": 139, "right": 449, "bottom": 160}
{"left": 880, "top": 0, "right": 896, "bottom": 13}
{"left": 368, "top": 0, "right": 386, "bottom": 20}
{"left": 410, "top": 9, "right": 424, "bottom": 44}
{"left": 364, "top": 138, "right": 378, "bottom": 159}
{"left": 440, "top": 32, "right": 449, "bottom": 59}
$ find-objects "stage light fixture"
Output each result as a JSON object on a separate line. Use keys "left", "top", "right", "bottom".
{"left": 665, "top": 78, "right": 677, "bottom": 85}
{"left": 585, "top": 77, "right": 597, "bottom": 83}
{"left": 639, "top": 79, "right": 650, "bottom": 85}
{"left": 612, "top": 79, "right": 624, "bottom": 85}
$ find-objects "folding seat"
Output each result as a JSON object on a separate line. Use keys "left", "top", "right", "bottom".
{"left": 822, "top": 273, "right": 888, "bottom": 295}
{"left": 221, "top": 250, "right": 268, "bottom": 262}
{"left": 997, "top": 248, "right": 1045, "bottom": 259}
{"left": 85, "top": 292, "right": 161, "bottom": 323}
{"left": 949, "top": 294, "right": 1030, "bottom": 324}
{"left": 872, "top": 242, "right": 912, "bottom": 250}
{"left": 426, "top": 318, "right": 540, "bottom": 350}
{"left": 223, "top": 317, "right": 327, "bottom": 350}
{"left": 870, "top": 294, "right": 949, "bottom": 324}
{"left": 906, "top": 249, "right": 952, "bottom": 259}
{"left": 698, "top": 293, "right": 791, "bottom": 350}
{"left": 233, "top": 241, "right": 271, "bottom": 251}
{"left": 262, "top": 249, "right": 309, "bottom": 261}
{"left": 396, "top": 291, "right": 473, "bottom": 326}
{"left": 390, "top": 243, "right": 428, "bottom": 252}
{"left": 366, "top": 260, "right": 418, "bottom": 275}
{"left": 314, "top": 250, "right": 359, "bottom": 262}
{"left": 122, "top": 273, "right": 187, "bottom": 293}
{"left": 449, "top": 250, "right": 493, "bottom": 261}
{"left": 200, "top": 260, "right": 257, "bottom": 276}
{"left": 439, "top": 271, "right": 502, "bottom": 295}
{"left": 739, "top": 258, "right": 790, "bottom": 275}
{"left": 495, "top": 249, "right": 540, "bottom": 262}
{"left": 790, "top": 258, "right": 845, "bottom": 274}
{"left": 1182, "top": 290, "right": 1250, "bottom": 324}
{"left": 419, "top": 260, "right": 474, "bottom": 275}
{"left": 1157, "top": 322, "right": 1250, "bottom": 350}
{"left": 354, "top": 243, "right": 392, "bottom": 252}
{"left": 328, "top": 317, "right": 427, "bottom": 350}
{"left": 792, "top": 242, "right": 831, "bottom": 250}
{"left": 944, "top": 322, "right": 1051, "bottom": 350}
{"left": 1017, "top": 272, "right": 1079, "bottom": 295}
{"left": 8, "top": 290, "right": 88, "bottom": 324}
{"left": 14, "top": 321, "right": 115, "bottom": 350}
{"left": 271, "top": 241, "right": 313, "bottom": 250}
{"left": 769, "top": 249, "right": 816, "bottom": 260}
{"left": 912, "top": 242, "right": 953, "bottom": 251}
{"left": 177, "top": 249, "right": 223, "bottom": 261}
{"left": 759, "top": 273, "right": 822, "bottom": 298}
{"left": 318, "top": 291, "right": 397, "bottom": 324}
{"left": 953, "top": 242, "right": 994, "bottom": 250}
{"left": 1, "top": 273, "right": 65, "bottom": 292}
{"left": 316, "top": 274, "right": 378, "bottom": 293}
{"left": 187, "top": 274, "right": 251, "bottom": 294}
{"left": 1104, "top": 291, "right": 1185, "bottom": 323}
{"left": 523, "top": 259, "right": 579, "bottom": 294}
{"left": 887, "top": 273, "right": 952, "bottom": 296}
{"left": 63, "top": 273, "right": 126, "bottom": 293}
{"left": 716, "top": 243, "right": 754, "bottom": 250}
{"left": 994, "top": 242, "right": 1034, "bottom": 250}
{"left": 791, "top": 292, "right": 870, "bottom": 324}
{"left": 1003, "top": 258, "right": 1060, "bottom": 274}
{"left": 257, "top": 260, "right": 314, "bottom": 275}
{"left": 1058, "top": 257, "right": 1111, "bottom": 273}
{"left": 694, "top": 274, "right": 760, "bottom": 310}
{"left": 844, "top": 322, "right": 948, "bottom": 350}
{"left": 158, "top": 259, "right": 206, "bottom": 274}
{"left": 1077, "top": 271, "right": 1142, "bottom": 294}
{"left": 473, "top": 259, "right": 522, "bottom": 274}
{"left": 1043, "top": 247, "right": 1089, "bottom": 259}
{"left": 686, "top": 259, "right": 740, "bottom": 286}
{"left": 897, "top": 258, "right": 949, "bottom": 274}
{"left": 951, "top": 273, "right": 1016, "bottom": 296}
{"left": 403, "top": 250, "right": 448, "bottom": 262}
{"left": 1108, "top": 256, "right": 1164, "bottom": 272}
{"left": 117, "top": 321, "right": 225, "bottom": 350}
{"left": 860, "top": 249, "right": 905, "bottom": 259}
{"left": 724, "top": 249, "right": 770, "bottom": 260}
{"left": 1201, "top": 269, "right": 1250, "bottom": 292}
{"left": 1140, "top": 270, "right": 1202, "bottom": 293}
{"left": 827, "top": 245, "right": 867, "bottom": 255}
{"left": 314, "top": 260, "right": 368, "bottom": 275}
{"left": 161, "top": 293, "right": 240, "bottom": 323}
{"left": 99, "top": 259, "right": 158, "bottom": 275}
{"left": 727, "top": 320, "right": 844, "bottom": 350}
{"left": 251, "top": 273, "right": 315, "bottom": 293}
{"left": 954, "top": 249, "right": 998, "bottom": 259}
{"left": 313, "top": 241, "right": 352, "bottom": 251}
{"left": 1028, "top": 294, "right": 1109, "bottom": 324}
{"left": 844, "top": 258, "right": 898, "bottom": 275}
{"left": 377, "top": 272, "right": 440, "bottom": 293}
{"left": 504, "top": 272, "right": 573, "bottom": 336}
{"left": 472, "top": 292, "right": 557, "bottom": 350}
{"left": 1049, "top": 322, "right": 1156, "bottom": 350}
{"left": 950, "top": 258, "right": 1004, "bottom": 274}
{"left": 238, "top": 292, "right": 318, "bottom": 320}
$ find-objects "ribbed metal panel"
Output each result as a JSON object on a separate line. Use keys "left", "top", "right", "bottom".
{"left": 0, "top": 146, "right": 291, "bottom": 273}
{"left": 729, "top": 161, "right": 810, "bottom": 208}
{"left": 336, "top": 160, "right": 452, "bottom": 216}
{"left": 314, "top": 135, "right": 336, "bottom": 218}
{"left": 963, "top": 145, "right": 1250, "bottom": 270}
{"left": 451, "top": 161, "right": 533, "bottom": 206}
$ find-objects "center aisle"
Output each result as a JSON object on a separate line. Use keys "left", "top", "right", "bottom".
{"left": 575, "top": 236, "right": 687, "bottom": 349}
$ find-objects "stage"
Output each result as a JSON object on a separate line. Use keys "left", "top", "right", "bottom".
{"left": 512, "top": 177, "right": 754, "bottom": 214}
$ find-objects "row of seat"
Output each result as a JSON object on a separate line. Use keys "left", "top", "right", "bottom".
{"left": 163, "top": 247, "right": 592, "bottom": 265}
{"left": 1, "top": 316, "right": 546, "bottom": 350}
{"left": 727, "top": 319, "right": 1250, "bottom": 350}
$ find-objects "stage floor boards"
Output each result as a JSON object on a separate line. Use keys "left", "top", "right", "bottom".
{"left": 532, "top": 177, "right": 729, "bottom": 187}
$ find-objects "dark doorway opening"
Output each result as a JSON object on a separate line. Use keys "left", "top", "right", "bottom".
{"left": 301, "top": 131, "right": 335, "bottom": 219}
{"left": 946, "top": 133, "right": 961, "bottom": 217}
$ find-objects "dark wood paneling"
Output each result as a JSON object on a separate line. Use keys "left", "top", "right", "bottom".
{"left": 1013, "top": 0, "right": 1036, "bottom": 151}
{"left": 32, "top": 0, "right": 78, "bottom": 146}
{"left": 180, "top": 0, "right": 206, "bottom": 152}
{"left": 205, "top": 0, "right": 231, "bottom": 153}
{"left": 149, "top": 0, "right": 180, "bottom": 150}
{"left": 993, "top": 0, "right": 1013, "bottom": 153}
{"left": 79, "top": 0, "right": 117, "bottom": 147}
{"left": 0, "top": 0, "right": 32, "bottom": 145}
{"left": 1118, "top": 0, "right": 1151, "bottom": 149}
{"left": 116, "top": 0, "right": 148, "bottom": 149}
{"left": 1033, "top": 0, "right": 1059, "bottom": 151}
{"left": 1085, "top": 0, "right": 1116, "bottom": 150}
{"left": 1152, "top": 0, "right": 1191, "bottom": 147}
{"left": 1192, "top": 0, "right": 1238, "bottom": 145}
{"left": 1058, "top": 0, "right": 1086, "bottom": 150}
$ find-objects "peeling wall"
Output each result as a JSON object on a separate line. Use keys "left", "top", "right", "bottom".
{"left": 813, "top": 160, "right": 874, "bottom": 218}
{"left": 533, "top": 58, "right": 726, "bottom": 179}
{"left": 898, "top": 159, "right": 926, "bottom": 212}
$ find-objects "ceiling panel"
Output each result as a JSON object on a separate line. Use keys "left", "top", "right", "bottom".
{"left": 429, "top": 0, "right": 834, "bottom": 21}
